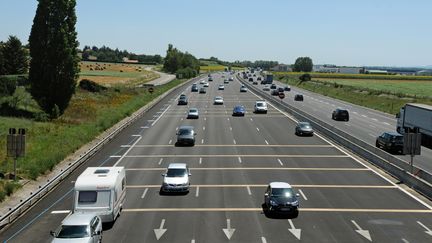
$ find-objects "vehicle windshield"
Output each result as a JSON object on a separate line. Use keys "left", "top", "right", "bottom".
{"left": 166, "top": 168, "right": 187, "bottom": 177}
{"left": 300, "top": 123, "right": 311, "bottom": 129}
{"left": 272, "top": 188, "right": 295, "bottom": 198}
{"left": 189, "top": 109, "right": 197, "bottom": 113}
{"left": 57, "top": 225, "right": 89, "bottom": 238}
{"left": 256, "top": 103, "right": 264, "bottom": 107}
{"left": 178, "top": 129, "right": 193, "bottom": 135}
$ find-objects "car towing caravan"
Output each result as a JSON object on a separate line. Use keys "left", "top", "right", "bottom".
{"left": 73, "top": 167, "right": 126, "bottom": 223}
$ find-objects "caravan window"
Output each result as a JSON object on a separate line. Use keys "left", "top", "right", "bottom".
{"left": 78, "top": 190, "right": 111, "bottom": 207}
{"left": 78, "top": 191, "right": 97, "bottom": 203}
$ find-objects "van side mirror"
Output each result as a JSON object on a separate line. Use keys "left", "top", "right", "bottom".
{"left": 295, "top": 193, "right": 300, "bottom": 198}
{"left": 50, "top": 230, "right": 56, "bottom": 237}
{"left": 264, "top": 193, "right": 269, "bottom": 197}
{"left": 161, "top": 173, "right": 166, "bottom": 177}
{"left": 188, "top": 173, "right": 192, "bottom": 176}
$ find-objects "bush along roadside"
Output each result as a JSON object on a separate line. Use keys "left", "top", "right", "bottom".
{"left": 276, "top": 75, "right": 432, "bottom": 115}
{"left": 0, "top": 79, "right": 184, "bottom": 202}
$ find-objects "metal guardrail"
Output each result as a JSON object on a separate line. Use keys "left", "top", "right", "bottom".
{"left": 238, "top": 74, "right": 432, "bottom": 200}
{"left": 0, "top": 75, "right": 203, "bottom": 228}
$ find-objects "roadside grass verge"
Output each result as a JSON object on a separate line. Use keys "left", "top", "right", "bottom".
{"left": 274, "top": 72, "right": 432, "bottom": 81}
{"left": 276, "top": 75, "right": 432, "bottom": 115}
{"left": 0, "top": 79, "right": 184, "bottom": 197}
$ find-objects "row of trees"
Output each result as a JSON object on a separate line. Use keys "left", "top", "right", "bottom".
{"left": 163, "top": 44, "right": 200, "bottom": 78}
{"left": 82, "top": 45, "right": 163, "bottom": 64}
{"left": 0, "top": 36, "right": 28, "bottom": 75}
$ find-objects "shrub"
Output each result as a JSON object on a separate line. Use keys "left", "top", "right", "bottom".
{"left": 299, "top": 73, "right": 311, "bottom": 82}
{"left": 79, "top": 79, "right": 107, "bottom": 92}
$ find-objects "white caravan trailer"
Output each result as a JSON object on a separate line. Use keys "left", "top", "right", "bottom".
{"left": 74, "top": 167, "right": 126, "bottom": 223}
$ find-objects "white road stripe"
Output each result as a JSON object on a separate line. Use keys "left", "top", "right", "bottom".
{"left": 203, "top": 126, "right": 205, "bottom": 131}
{"left": 371, "top": 118, "right": 378, "bottom": 121}
{"left": 298, "top": 189, "right": 308, "bottom": 200}
{"left": 361, "top": 115, "right": 368, "bottom": 118}
{"left": 265, "top": 140, "right": 269, "bottom": 145}
{"left": 120, "top": 145, "right": 130, "bottom": 148}
{"left": 132, "top": 134, "right": 140, "bottom": 137}
{"left": 256, "top": 127, "right": 260, "bottom": 132}
{"left": 345, "top": 123, "right": 351, "bottom": 127}
{"left": 158, "top": 158, "right": 164, "bottom": 165}
{"left": 141, "top": 188, "right": 149, "bottom": 199}
{"left": 141, "top": 126, "right": 150, "bottom": 129}
{"left": 383, "top": 122, "right": 391, "bottom": 126}
{"left": 152, "top": 104, "right": 171, "bottom": 126}
{"left": 230, "top": 127, "right": 232, "bottom": 131}
{"left": 277, "top": 159, "right": 283, "bottom": 166}
{"left": 110, "top": 155, "right": 121, "bottom": 158}
{"left": 176, "top": 127, "right": 178, "bottom": 131}
{"left": 250, "top": 118, "right": 253, "bottom": 121}
{"left": 201, "top": 139, "right": 204, "bottom": 144}
{"left": 204, "top": 117, "right": 207, "bottom": 121}
{"left": 199, "top": 157, "right": 202, "bottom": 164}
{"left": 195, "top": 187, "right": 199, "bottom": 197}
{"left": 168, "top": 139, "right": 172, "bottom": 145}
{"left": 246, "top": 186, "right": 252, "bottom": 195}
{"left": 233, "top": 139, "right": 237, "bottom": 145}
{"left": 261, "top": 237, "right": 267, "bottom": 243}
{"left": 238, "top": 157, "right": 242, "bottom": 163}
{"left": 51, "top": 210, "right": 70, "bottom": 214}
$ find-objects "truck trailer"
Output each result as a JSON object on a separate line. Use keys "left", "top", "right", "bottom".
{"left": 396, "top": 103, "right": 432, "bottom": 149}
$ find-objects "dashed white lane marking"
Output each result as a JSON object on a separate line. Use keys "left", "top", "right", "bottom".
{"left": 401, "top": 238, "right": 409, "bottom": 243}
{"left": 181, "top": 118, "right": 184, "bottom": 121}
{"left": 141, "top": 188, "right": 149, "bottom": 199}
{"left": 261, "top": 237, "right": 267, "bottom": 243}
{"left": 230, "top": 127, "right": 233, "bottom": 131}
{"left": 277, "top": 159, "right": 284, "bottom": 166}
{"left": 233, "top": 139, "right": 237, "bottom": 145}
{"left": 152, "top": 104, "right": 171, "bottom": 126}
{"left": 298, "top": 189, "right": 308, "bottom": 200}
{"left": 110, "top": 155, "right": 121, "bottom": 158}
{"left": 265, "top": 140, "right": 269, "bottom": 145}
{"left": 383, "top": 122, "right": 391, "bottom": 126}
{"left": 361, "top": 115, "right": 367, "bottom": 118}
{"left": 176, "top": 127, "right": 178, "bottom": 131}
{"left": 204, "top": 117, "right": 207, "bottom": 121}
{"left": 371, "top": 118, "right": 378, "bottom": 121}
{"left": 51, "top": 210, "right": 71, "bottom": 214}
{"left": 199, "top": 158, "right": 202, "bottom": 164}
{"left": 120, "top": 145, "right": 130, "bottom": 148}
{"left": 201, "top": 139, "right": 204, "bottom": 144}
{"left": 353, "top": 111, "right": 358, "bottom": 114}
{"left": 158, "top": 158, "right": 164, "bottom": 165}
{"left": 246, "top": 186, "right": 252, "bottom": 195}
{"left": 195, "top": 187, "right": 199, "bottom": 197}
{"left": 132, "top": 134, "right": 140, "bottom": 137}
{"left": 345, "top": 123, "right": 351, "bottom": 127}
{"left": 141, "top": 126, "right": 150, "bottom": 129}
{"left": 250, "top": 118, "right": 253, "bottom": 121}
{"left": 238, "top": 157, "right": 242, "bottom": 163}
{"left": 192, "top": 240, "right": 196, "bottom": 243}
{"left": 168, "top": 139, "right": 172, "bottom": 145}
{"left": 203, "top": 126, "right": 205, "bottom": 131}
{"left": 227, "top": 117, "right": 230, "bottom": 120}
{"left": 256, "top": 127, "right": 260, "bottom": 132}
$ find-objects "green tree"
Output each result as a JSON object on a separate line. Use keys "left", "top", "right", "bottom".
{"left": 293, "top": 57, "right": 313, "bottom": 72}
{"left": 0, "top": 42, "right": 5, "bottom": 75}
{"left": 29, "top": 0, "right": 80, "bottom": 118}
{"left": 3, "top": 36, "right": 28, "bottom": 74}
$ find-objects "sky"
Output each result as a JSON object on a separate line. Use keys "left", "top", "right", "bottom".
{"left": 0, "top": 0, "right": 431, "bottom": 67}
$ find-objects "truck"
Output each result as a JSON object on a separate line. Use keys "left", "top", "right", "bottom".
{"left": 264, "top": 73, "right": 273, "bottom": 84}
{"left": 74, "top": 167, "right": 126, "bottom": 223}
{"left": 396, "top": 103, "right": 432, "bottom": 149}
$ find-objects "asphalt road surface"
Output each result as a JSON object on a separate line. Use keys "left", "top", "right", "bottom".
{"left": 255, "top": 76, "right": 432, "bottom": 174}
{"left": 1, "top": 73, "right": 432, "bottom": 243}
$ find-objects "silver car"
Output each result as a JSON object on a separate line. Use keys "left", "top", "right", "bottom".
{"left": 161, "top": 163, "right": 191, "bottom": 193}
{"left": 187, "top": 108, "right": 199, "bottom": 119}
{"left": 51, "top": 213, "right": 102, "bottom": 243}
{"left": 214, "top": 96, "right": 224, "bottom": 105}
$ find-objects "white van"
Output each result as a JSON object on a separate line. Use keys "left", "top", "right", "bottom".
{"left": 74, "top": 167, "right": 126, "bottom": 223}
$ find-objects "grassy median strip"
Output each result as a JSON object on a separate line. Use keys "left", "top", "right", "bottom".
{"left": 0, "top": 79, "right": 184, "bottom": 197}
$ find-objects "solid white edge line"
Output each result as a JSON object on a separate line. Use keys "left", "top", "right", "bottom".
{"left": 152, "top": 104, "right": 171, "bottom": 126}
{"left": 248, "top": 86, "right": 432, "bottom": 210}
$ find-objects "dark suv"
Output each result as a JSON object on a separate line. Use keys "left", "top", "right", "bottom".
{"left": 176, "top": 126, "right": 196, "bottom": 146}
{"left": 332, "top": 108, "right": 349, "bottom": 121}
{"left": 264, "top": 182, "right": 299, "bottom": 217}
{"left": 376, "top": 132, "right": 404, "bottom": 154}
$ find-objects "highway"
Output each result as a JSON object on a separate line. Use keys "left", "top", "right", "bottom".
{"left": 261, "top": 76, "right": 432, "bottom": 173}
{"left": 1, "top": 73, "right": 432, "bottom": 242}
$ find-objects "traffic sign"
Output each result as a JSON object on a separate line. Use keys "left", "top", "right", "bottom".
{"left": 278, "top": 92, "right": 285, "bottom": 99}
{"left": 403, "top": 132, "right": 421, "bottom": 155}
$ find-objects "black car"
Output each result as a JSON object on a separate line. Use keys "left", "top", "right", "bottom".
{"left": 295, "top": 122, "right": 314, "bottom": 136}
{"left": 178, "top": 95, "right": 188, "bottom": 105}
{"left": 270, "top": 84, "right": 277, "bottom": 89}
{"left": 376, "top": 132, "right": 404, "bottom": 154}
{"left": 264, "top": 182, "right": 299, "bottom": 217}
{"left": 257, "top": 77, "right": 262, "bottom": 81}
{"left": 284, "top": 86, "right": 291, "bottom": 91}
{"left": 271, "top": 89, "right": 279, "bottom": 96}
{"left": 332, "top": 108, "right": 349, "bottom": 121}
{"left": 277, "top": 87, "right": 284, "bottom": 93}
{"left": 248, "top": 78, "right": 253, "bottom": 82}
{"left": 294, "top": 94, "right": 304, "bottom": 101}
{"left": 176, "top": 126, "right": 196, "bottom": 146}
{"left": 191, "top": 84, "right": 198, "bottom": 92}
{"left": 199, "top": 87, "right": 206, "bottom": 93}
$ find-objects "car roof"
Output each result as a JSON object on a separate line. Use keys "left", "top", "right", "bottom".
{"left": 255, "top": 100, "right": 266, "bottom": 103}
{"left": 269, "top": 182, "right": 292, "bottom": 189}
{"left": 336, "top": 108, "right": 348, "bottom": 111}
{"left": 62, "top": 213, "right": 98, "bottom": 226}
{"left": 168, "top": 163, "right": 187, "bottom": 169}
{"left": 189, "top": 108, "right": 198, "bottom": 111}
{"left": 298, "top": 122, "right": 310, "bottom": 126}
{"left": 215, "top": 96, "right": 223, "bottom": 99}
{"left": 179, "top": 125, "right": 194, "bottom": 130}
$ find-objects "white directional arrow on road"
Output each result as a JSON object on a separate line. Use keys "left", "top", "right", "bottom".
{"left": 154, "top": 219, "right": 167, "bottom": 240}
{"left": 417, "top": 221, "right": 432, "bottom": 236}
{"left": 351, "top": 220, "right": 372, "bottom": 242}
{"left": 222, "top": 219, "right": 236, "bottom": 240}
{"left": 288, "top": 219, "right": 301, "bottom": 240}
